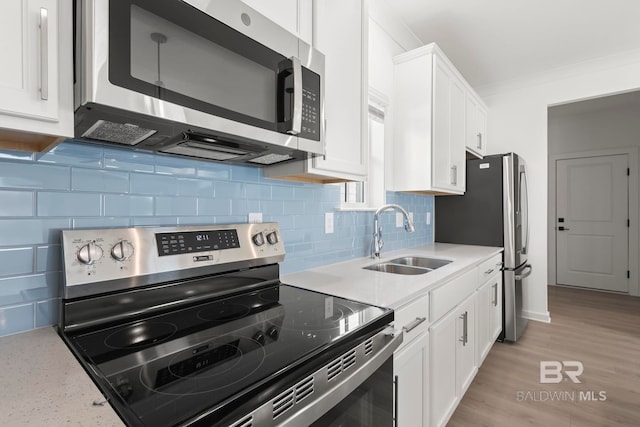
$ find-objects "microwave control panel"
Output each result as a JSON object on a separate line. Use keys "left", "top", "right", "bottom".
{"left": 300, "top": 69, "right": 321, "bottom": 141}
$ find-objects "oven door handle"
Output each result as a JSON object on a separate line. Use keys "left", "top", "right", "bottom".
{"left": 280, "top": 329, "right": 403, "bottom": 426}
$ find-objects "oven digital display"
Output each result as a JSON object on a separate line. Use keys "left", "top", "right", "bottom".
{"left": 155, "top": 229, "right": 240, "bottom": 256}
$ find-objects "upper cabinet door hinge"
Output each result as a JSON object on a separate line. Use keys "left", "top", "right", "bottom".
{"left": 627, "top": 167, "right": 630, "bottom": 176}
{"left": 627, "top": 270, "right": 630, "bottom": 279}
{"left": 627, "top": 219, "right": 630, "bottom": 227}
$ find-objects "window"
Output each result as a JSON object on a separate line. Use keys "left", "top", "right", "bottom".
{"left": 337, "top": 90, "right": 388, "bottom": 210}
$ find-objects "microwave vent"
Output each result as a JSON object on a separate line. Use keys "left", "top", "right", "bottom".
{"left": 82, "top": 120, "right": 158, "bottom": 145}
{"left": 249, "top": 153, "right": 293, "bottom": 165}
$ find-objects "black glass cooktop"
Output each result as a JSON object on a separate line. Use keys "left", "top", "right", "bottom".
{"left": 67, "top": 284, "right": 392, "bottom": 427}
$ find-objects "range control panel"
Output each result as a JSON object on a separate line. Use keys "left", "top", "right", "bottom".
{"left": 155, "top": 229, "right": 240, "bottom": 256}
{"left": 61, "top": 223, "right": 285, "bottom": 296}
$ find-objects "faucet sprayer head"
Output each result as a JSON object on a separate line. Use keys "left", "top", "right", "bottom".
{"left": 405, "top": 220, "right": 416, "bottom": 233}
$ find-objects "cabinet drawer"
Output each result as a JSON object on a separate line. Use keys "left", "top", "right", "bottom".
{"left": 478, "top": 253, "right": 503, "bottom": 284}
{"left": 394, "top": 293, "right": 429, "bottom": 351}
{"left": 430, "top": 268, "right": 477, "bottom": 322}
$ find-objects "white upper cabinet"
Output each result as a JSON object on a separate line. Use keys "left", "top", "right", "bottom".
{"left": 264, "top": 0, "right": 368, "bottom": 183}
{"left": 391, "top": 43, "right": 466, "bottom": 195}
{"left": 0, "top": 0, "right": 73, "bottom": 151}
{"left": 465, "top": 91, "right": 488, "bottom": 158}
{"left": 240, "top": 0, "right": 313, "bottom": 45}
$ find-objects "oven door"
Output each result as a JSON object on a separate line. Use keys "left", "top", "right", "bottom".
{"left": 78, "top": 0, "right": 323, "bottom": 152}
{"left": 310, "top": 357, "right": 394, "bottom": 427}
{"left": 280, "top": 331, "right": 402, "bottom": 427}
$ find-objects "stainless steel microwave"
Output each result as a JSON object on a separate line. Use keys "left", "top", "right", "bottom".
{"left": 74, "top": 0, "right": 325, "bottom": 166}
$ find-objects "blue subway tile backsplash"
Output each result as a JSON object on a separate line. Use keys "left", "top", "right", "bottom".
{"left": 0, "top": 140, "right": 433, "bottom": 337}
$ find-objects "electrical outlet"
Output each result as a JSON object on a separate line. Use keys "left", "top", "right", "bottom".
{"left": 396, "top": 212, "right": 403, "bottom": 228}
{"left": 325, "top": 212, "right": 334, "bottom": 234}
{"left": 248, "top": 212, "right": 263, "bottom": 224}
{"left": 426, "top": 212, "right": 431, "bottom": 225}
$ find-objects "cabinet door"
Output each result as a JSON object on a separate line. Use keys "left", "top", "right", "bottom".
{"left": 0, "top": 0, "right": 60, "bottom": 124}
{"left": 450, "top": 78, "right": 466, "bottom": 192}
{"left": 465, "top": 94, "right": 480, "bottom": 155}
{"left": 311, "top": 0, "right": 367, "bottom": 180}
{"left": 476, "top": 279, "right": 493, "bottom": 364}
{"left": 432, "top": 58, "right": 453, "bottom": 191}
{"left": 394, "top": 332, "right": 429, "bottom": 427}
{"left": 455, "top": 294, "right": 477, "bottom": 396}
{"left": 465, "top": 93, "right": 488, "bottom": 157}
{"left": 432, "top": 56, "right": 465, "bottom": 193}
{"left": 240, "top": 0, "right": 312, "bottom": 44}
{"left": 429, "top": 309, "right": 457, "bottom": 427}
{"left": 477, "top": 104, "right": 488, "bottom": 155}
{"left": 490, "top": 274, "right": 503, "bottom": 342}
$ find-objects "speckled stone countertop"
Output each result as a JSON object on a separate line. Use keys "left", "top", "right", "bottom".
{"left": 0, "top": 327, "right": 123, "bottom": 426}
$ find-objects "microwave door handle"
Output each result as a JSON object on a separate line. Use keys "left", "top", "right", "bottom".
{"left": 288, "top": 56, "right": 303, "bottom": 135}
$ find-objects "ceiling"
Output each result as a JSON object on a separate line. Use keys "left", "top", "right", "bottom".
{"left": 384, "top": 0, "right": 640, "bottom": 90}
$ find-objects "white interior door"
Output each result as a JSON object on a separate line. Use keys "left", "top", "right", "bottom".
{"left": 556, "top": 155, "right": 629, "bottom": 292}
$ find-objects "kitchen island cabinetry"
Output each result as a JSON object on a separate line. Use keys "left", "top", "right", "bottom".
{"left": 0, "top": 0, "right": 73, "bottom": 152}
{"left": 265, "top": 0, "right": 368, "bottom": 182}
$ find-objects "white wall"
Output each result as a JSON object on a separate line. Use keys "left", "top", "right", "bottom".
{"left": 549, "top": 101, "right": 640, "bottom": 155}
{"left": 482, "top": 51, "right": 640, "bottom": 322}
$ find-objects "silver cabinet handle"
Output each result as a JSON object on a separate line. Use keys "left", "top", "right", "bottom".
{"left": 288, "top": 56, "right": 302, "bottom": 135}
{"left": 477, "top": 132, "right": 482, "bottom": 150}
{"left": 39, "top": 7, "right": 49, "bottom": 101}
{"left": 402, "top": 316, "right": 426, "bottom": 333}
{"left": 451, "top": 165, "right": 458, "bottom": 186}
{"left": 393, "top": 375, "right": 399, "bottom": 427}
{"left": 484, "top": 268, "right": 494, "bottom": 275}
{"left": 492, "top": 283, "right": 498, "bottom": 307}
{"left": 459, "top": 311, "right": 468, "bottom": 346}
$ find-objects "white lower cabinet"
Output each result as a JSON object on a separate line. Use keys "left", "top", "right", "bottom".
{"left": 394, "top": 331, "right": 429, "bottom": 427}
{"left": 392, "top": 252, "right": 503, "bottom": 427}
{"left": 429, "top": 292, "right": 477, "bottom": 427}
{"left": 477, "top": 273, "right": 503, "bottom": 364}
{"left": 393, "top": 293, "right": 429, "bottom": 426}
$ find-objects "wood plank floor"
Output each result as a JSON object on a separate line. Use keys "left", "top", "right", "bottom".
{"left": 447, "top": 285, "right": 640, "bottom": 427}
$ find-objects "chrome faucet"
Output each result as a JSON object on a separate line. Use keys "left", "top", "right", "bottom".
{"left": 371, "top": 204, "right": 415, "bottom": 259}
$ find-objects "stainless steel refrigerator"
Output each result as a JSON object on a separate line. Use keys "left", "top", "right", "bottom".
{"left": 435, "top": 153, "right": 531, "bottom": 341}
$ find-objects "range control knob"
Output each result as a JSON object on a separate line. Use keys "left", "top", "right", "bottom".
{"left": 77, "top": 242, "right": 103, "bottom": 265}
{"left": 252, "top": 331, "right": 266, "bottom": 346}
{"left": 116, "top": 382, "right": 133, "bottom": 400}
{"left": 267, "top": 326, "right": 279, "bottom": 341}
{"left": 266, "top": 231, "right": 279, "bottom": 245}
{"left": 252, "top": 232, "right": 265, "bottom": 247}
{"left": 111, "top": 240, "right": 134, "bottom": 261}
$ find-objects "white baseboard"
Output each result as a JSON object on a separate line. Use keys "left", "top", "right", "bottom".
{"left": 523, "top": 310, "right": 551, "bottom": 323}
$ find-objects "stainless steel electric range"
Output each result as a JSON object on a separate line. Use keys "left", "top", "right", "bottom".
{"left": 58, "top": 223, "right": 401, "bottom": 426}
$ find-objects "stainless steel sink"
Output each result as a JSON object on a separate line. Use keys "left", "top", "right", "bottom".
{"left": 388, "top": 256, "right": 452, "bottom": 270}
{"left": 363, "top": 263, "right": 429, "bottom": 275}
{"left": 363, "top": 256, "right": 452, "bottom": 275}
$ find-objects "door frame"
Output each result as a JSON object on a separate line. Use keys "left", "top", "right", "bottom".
{"left": 548, "top": 147, "right": 639, "bottom": 296}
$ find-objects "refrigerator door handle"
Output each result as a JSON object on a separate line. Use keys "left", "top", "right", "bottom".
{"left": 520, "top": 168, "right": 529, "bottom": 255}
{"left": 515, "top": 264, "right": 532, "bottom": 281}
